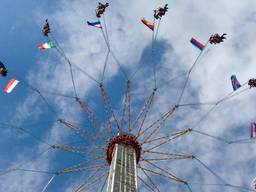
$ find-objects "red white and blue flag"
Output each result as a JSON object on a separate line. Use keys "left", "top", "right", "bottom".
{"left": 87, "top": 21, "right": 102, "bottom": 29}
{"left": 190, "top": 37, "right": 205, "bottom": 51}
{"left": 250, "top": 122, "right": 256, "bottom": 139}
{"left": 231, "top": 75, "right": 241, "bottom": 91}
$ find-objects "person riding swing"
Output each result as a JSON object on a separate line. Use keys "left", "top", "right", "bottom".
{"left": 42, "top": 19, "right": 50, "bottom": 36}
{"left": 154, "top": 4, "right": 168, "bottom": 19}
{"left": 96, "top": 2, "right": 109, "bottom": 18}
{"left": 0, "top": 62, "right": 7, "bottom": 77}
{"left": 248, "top": 78, "right": 256, "bottom": 88}
{"left": 209, "top": 33, "right": 227, "bottom": 44}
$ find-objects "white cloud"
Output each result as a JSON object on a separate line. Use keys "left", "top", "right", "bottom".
{"left": 2, "top": 0, "right": 256, "bottom": 191}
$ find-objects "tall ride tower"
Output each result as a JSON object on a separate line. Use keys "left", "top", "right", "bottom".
{"left": 106, "top": 133, "right": 141, "bottom": 192}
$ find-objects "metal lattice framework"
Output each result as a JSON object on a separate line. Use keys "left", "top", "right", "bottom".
{"left": 0, "top": 2, "right": 256, "bottom": 192}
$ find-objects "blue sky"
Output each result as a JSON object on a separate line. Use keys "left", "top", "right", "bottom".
{"left": 1, "top": 0, "right": 256, "bottom": 191}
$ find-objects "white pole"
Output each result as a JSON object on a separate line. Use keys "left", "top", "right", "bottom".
{"left": 41, "top": 175, "right": 56, "bottom": 192}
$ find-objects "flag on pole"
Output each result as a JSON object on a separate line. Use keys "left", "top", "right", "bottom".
{"left": 250, "top": 121, "right": 256, "bottom": 139}
{"left": 190, "top": 37, "right": 205, "bottom": 51}
{"left": 231, "top": 75, "right": 241, "bottom": 91}
{"left": 38, "top": 40, "right": 56, "bottom": 50}
{"left": 87, "top": 21, "right": 102, "bottom": 29}
{"left": 3, "top": 78, "right": 19, "bottom": 93}
{"left": 141, "top": 18, "right": 154, "bottom": 31}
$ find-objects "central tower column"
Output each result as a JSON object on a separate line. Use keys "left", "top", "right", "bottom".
{"left": 106, "top": 134, "right": 141, "bottom": 192}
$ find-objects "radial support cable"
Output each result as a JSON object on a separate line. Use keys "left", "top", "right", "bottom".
{"left": 102, "top": 14, "right": 110, "bottom": 48}
{"left": 59, "top": 119, "right": 102, "bottom": 144}
{"left": 128, "top": 19, "right": 158, "bottom": 81}
{"left": 101, "top": 50, "right": 110, "bottom": 82}
{"left": 119, "top": 81, "right": 132, "bottom": 132}
{"left": 75, "top": 167, "right": 105, "bottom": 192}
{"left": 157, "top": 71, "right": 188, "bottom": 90}
{"left": 51, "top": 146, "right": 101, "bottom": 157}
{"left": 142, "top": 151, "right": 193, "bottom": 160}
{"left": 154, "top": 19, "right": 161, "bottom": 42}
{"left": 99, "top": 84, "right": 122, "bottom": 133}
{"left": 98, "top": 171, "right": 109, "bottom": 192}
{"left": 75, "top": 169, "right": 108, "bottom": 192}
{"left": 39, "top": 90, "right": 76, "bottom": 99}
{"left": 14, "top": 168, "right": 55, "bottom": 175}
{"left": 57, "top": 163, "right": 107, "bottom": 175}
{"left": 216, "top": 86, "right": 250, "bottom": 105}
{"left": 151, "top": 17, "right": 156, "bottom": 52}
{"left": 49, "top": 34, "right": 78, "bottom": 98}
{"left": 140, "top": 163, "right": 187, "bottom": 185}
{"left": 193, "top": 156, "right": 226, "bottom": 184}
{"left": 222, "top": 184, "right": 255, "bottom": 192}
{"left": 0, "top": 147, "right": 51, "bottom": 177}
{"left": 229, "top": 138, "right": 255, "bottom": 144}
{"left": 176, "top": 42, "right": 209, "bottom": 105}
{"left": 41, "top": 175, "right": 56, "bottom": 192}
{"left": 137, "top": 175, "right": 156, "bottom": 192}
{"left": 144, "top": 159, "right": 187, "bottom": 184}
{"left": 190, "top": 86, "right": 249, "bottom": 131}
{"left": 72, "top": 62, "right": 101, "bottom": 84}
{"left": 127, "top": 81, "right": 132, "bottom": 132}
{"left": 119, "top": 81, "right": 128, "bottom": 128}
{"left": 144, "top": 129, "right": 191, "bottom": 152}
{"left": 110, "top": 51, "right": 129, "bottom": 80}
{"left": 36, "top": 89, "right": 59, "bottom": 116}
{"left": 85, "top": 173, "right": 108, "bottom": 192}
{"left": 152, "top": 19, "right": 161, "bottom": 89}
{"left": 151, "top": 18, "right": 157, "bottom": 89}
{"left": 100, "top": 19, "right": 110, "bottom": 50}
{"left": 140, "top": 165, "right": 161, "bottom": 192}
{"left": 192, "top": 129, "right": 230, "bottom": 144}
{"left": 75, "top": 97, "right": 107, "bottom": 140}
{"left": 129, "top": 19, "right": 161, "bottom": 82}
{"left": 189, "top": 182, "right": 255, "bottom": 192}
{"left": 57, "top": 156, "right": 104, "bottom": 173}
{"left": 138, "top": 106, "right": 177, "bottom": 141}
{"left": 51, "top": 145, "right": 104, "bottom": 151}
{"left": 50, "top": 34, "right": 100, "bottom": 85}
{"left": 130, "top": 44, "right": 183, "bottom": 83}
{"left": 99, "top": 15, "right": 128, "bottom": 81}
{"left": 178, "top": 102, "right": 216, "bottom": 108}
{"left": 58, "top": 118, "right": 103, "bottom": 149}
{"left": 143, "top": 157, "right": 192, "bottom": 161}
{"left": 29, "top": 86, "right": 58, "bottom": 116}
{"left": 134, "top": 89, "right": 156, "bottom": 136}
{"left": 0, "top": 123, "right": 52, "bottom": 147}
{"left": 8, "top": 71, "right": 58, "bottom": 117}
{"left": 0, "top": 120, "right": 53, "bottom": 128}
{"left": 186, "top": 184, "right": 193, "bottom": 192}
{"left": 141, "top": 128, "right": 191, "bottom": 145}
{"left": 190, "top": 105, "right": 217, "bottom": 131}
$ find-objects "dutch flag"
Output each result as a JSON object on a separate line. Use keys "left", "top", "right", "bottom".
{"left": 190, "top": 37, "right": 205, "bottom": 51}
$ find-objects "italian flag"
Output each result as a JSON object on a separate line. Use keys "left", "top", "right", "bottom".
{"left": 4, "top": 78, "right": 19, "bottom": 93}
{"left": 38, "top": 40, "right": 56, "bottom": 50}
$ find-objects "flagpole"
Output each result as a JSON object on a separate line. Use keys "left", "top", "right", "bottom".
{"left": 177, "top": 40, "right": 209, "bottom": 105}
{"left": 189, "top": 40, "right": 209, "bottom": 74}
{"left": 41, "top": 175, "right": 56, "bottom": 192}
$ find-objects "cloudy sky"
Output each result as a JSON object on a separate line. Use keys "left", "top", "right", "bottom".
{"left": 0, "top": 0, "right": 256, "bottom": 191}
